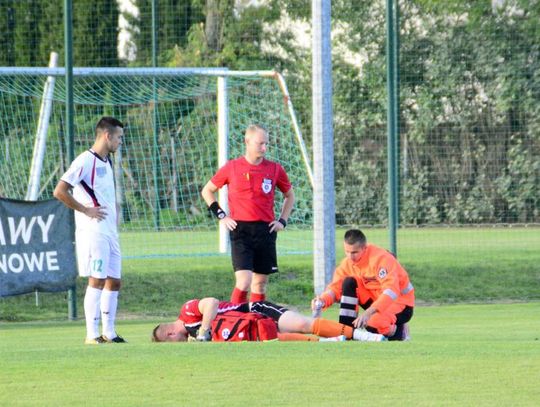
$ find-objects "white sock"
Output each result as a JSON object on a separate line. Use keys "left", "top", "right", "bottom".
{"left": 101, "top": 289, "right": 119, "bottom": 339}
{"left": 84, "top": 286, "right": 102, "bottom": 339}
{"left": 353, "top": 328, "right": 385, "bottom": 342}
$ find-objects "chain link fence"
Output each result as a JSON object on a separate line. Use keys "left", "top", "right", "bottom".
{"left": 1, "top": 0, "right": 538, "bottom": 253}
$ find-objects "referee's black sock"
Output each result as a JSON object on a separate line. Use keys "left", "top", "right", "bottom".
{"left": 339, "top": 277, "right": 358, "bottom": 327}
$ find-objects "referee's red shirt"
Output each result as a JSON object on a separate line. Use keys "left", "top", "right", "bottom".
{"left": 211, "top": 157, "right": 292, "bottom": 222}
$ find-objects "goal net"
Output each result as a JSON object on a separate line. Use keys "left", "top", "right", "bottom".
{"left": 0, "top": 67, "right": 313, "bottom": 259}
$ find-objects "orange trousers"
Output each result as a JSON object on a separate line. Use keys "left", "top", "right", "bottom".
{"left": 364, "top": 301, "right": 406, "bottom": 336}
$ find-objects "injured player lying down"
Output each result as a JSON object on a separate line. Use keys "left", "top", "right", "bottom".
{"left": 151, "top": 297, "right": 386, "bottom": 342}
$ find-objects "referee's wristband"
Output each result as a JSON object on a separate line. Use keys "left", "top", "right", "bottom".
{"left": 209, "top": 202, "right": 226, "bottom": 220}
{"left": 278, "top": 218, "right": 287, "bottom": 228}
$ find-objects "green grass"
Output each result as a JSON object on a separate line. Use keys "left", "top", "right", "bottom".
{"left": 2, "top": 227, "right": 539, "bottom": 404}
{"left": 1, "top": 303, "right": 539, "bottom": 406}
{"left": 1, "top": 227, "right": 539, "bottom": 321}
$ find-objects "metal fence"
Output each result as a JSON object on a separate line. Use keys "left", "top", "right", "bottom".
{"left": 1, "top": 1, "right": 538, "bottom": 250}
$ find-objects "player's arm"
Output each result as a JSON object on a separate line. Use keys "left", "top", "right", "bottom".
{"left": 354, "top": 262, "right": 400, "bottom": 328}
{"left": 269, "top": 187, "right": 295, "bottom": 233}
{"left": 201, "top": 180, "right": 237, "bottom": 230}
{"left": 311, "top": 263, "right": 348, "bottom": 312}
{"left": 195, "top": 297, "right": 219, "bottom": 341}
{"left": 201, "top": 180, "right": 219, "bottom": 206}
{"left": 371, "top": 261, "right": 400, "bottom": 313}
{"left": 53, "top": 180, "right": 106, "bottom": 221}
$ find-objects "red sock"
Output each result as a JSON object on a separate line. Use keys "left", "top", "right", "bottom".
{"left": 230, "top": 288, "right": 248, "bottom": 304}
{"left": 250, "top": 292, "right": 266, "bottom": 302}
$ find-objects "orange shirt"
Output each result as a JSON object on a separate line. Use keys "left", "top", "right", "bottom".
{"left": 323, "top": 244, "right": 414, "bottom": 313}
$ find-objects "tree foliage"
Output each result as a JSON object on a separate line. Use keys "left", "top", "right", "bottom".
{"left": 0, "top": 0, "right": 538, "bottom": 225}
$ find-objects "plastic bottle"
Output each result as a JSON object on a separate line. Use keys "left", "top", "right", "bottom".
{"left": 312, "top": 299, "right": 324, "bottom": 318}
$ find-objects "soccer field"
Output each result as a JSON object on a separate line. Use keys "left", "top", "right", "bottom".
{"left": 1, "top": 303, "right": 539, "bottom": 406}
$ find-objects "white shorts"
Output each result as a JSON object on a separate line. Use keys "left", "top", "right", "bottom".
{"left": 76, "top": 232, "right": 121, "bottom": 279}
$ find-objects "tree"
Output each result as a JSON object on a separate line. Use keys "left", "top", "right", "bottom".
{"left": 38, "top": 0, "right": 64, "bottom": 65}
{"left": 9, "top": 1, "right": 42, "bottom": 66}
{"left": 73, "top": 0, "right": 120, "bottom": 66}
{"left": 124, "top": 0, "right": 204, "bottom": 65}
{"left": 0, "top": 2, "right": 16, "bottom": 66}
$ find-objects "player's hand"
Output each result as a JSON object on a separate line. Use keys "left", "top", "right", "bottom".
{"left": 195, "top": 327, "right": 212, "bottom": 342}
{"left": 220, "top": 216, "right": 237, "bottom": 231}
{"left": 83, "top": 206, "right": 107, "bottom": 221}
{"left": 353, "top": 308, "right": 376, "bottom": 329}
{"left": 311, "top": 297, "right": 324, "bottom": 312}
{"left": 311, "top": 297, "right": 324, "bottom": 318}
{"left": 268, "top": 220, "right": 285, "bottom": 233}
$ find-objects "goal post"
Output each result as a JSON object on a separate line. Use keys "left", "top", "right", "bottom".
{"left": 0, "top": 67, "right": 314, "bottom": 261}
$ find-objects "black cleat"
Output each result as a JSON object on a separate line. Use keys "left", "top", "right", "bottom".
{"left": 102, "top": 334, "right": 127, "bottom": 343}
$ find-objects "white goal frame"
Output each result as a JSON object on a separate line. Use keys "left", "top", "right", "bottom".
{"left": 0, "top": 67, "right": 314, "bottom": 253}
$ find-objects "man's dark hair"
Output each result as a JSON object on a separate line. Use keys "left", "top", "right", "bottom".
{"left": 95, "top": 116, "right": 124, "bottom": 136}
{"left": 344, "top": 229, "right": 367, "bottom": 246}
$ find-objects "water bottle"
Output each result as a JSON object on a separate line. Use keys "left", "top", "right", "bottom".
{"left": 312, "top": 299, "right": 324, "bottom": 318}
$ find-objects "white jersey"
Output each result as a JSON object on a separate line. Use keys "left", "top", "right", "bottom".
{"left": 61, "top": 149, "right": 118, "bottom": 237}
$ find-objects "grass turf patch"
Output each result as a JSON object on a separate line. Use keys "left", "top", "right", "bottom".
{"left": 1, "top": 227, "right": 539, "bottom": 321}
{"left": 1, "top": 303, "right": 539, "bottom": 406}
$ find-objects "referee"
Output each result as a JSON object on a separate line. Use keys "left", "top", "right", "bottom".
{"left": 201, "top": 124, "right": 295, "bottom": 303}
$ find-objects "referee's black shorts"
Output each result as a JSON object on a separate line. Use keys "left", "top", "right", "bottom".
{"left": 230, "top": 221, "right": 278, "bottom": 275}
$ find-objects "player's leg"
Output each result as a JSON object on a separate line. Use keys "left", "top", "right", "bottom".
{"left": 231, "top": 270, "right": 252, "bottom": 303}
{"left": 277, "top": 311, "right": 354, "bottom": 339}
{"left": 250, "top": 273, "right": 269, "bottom": 302}
{"left": 339, "top": 277, "right": 359, "bottom": 326}
{"left": 230, "top": 223, "right": 253, "bottom": 303}
{"left": 277, "top": 332, "right": 319, "bottom": 341}
{"left": 101, "top": 236, "right": 126, "bottom": 342}
{"left": 251, "top": 224, "right": 278, "bottom": 302}
{"left": 387, "top": 306, "right": 414, "bottom": 341}
{"left": 84, "top": 277, "right": 106, "bottom": 344}
{"left": 252, "top": 302, "right": 385, "bottom": 342}
{"left": 339, "top": 277, "right": 373, "bottom": 326}
{"left": 77, "top": 232, "right": 106, "bottom": 344}
{"left": 364, "top": 302, "right": 406, "bottom": 337}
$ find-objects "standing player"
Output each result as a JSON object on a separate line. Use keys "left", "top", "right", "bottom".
{"left": 311, "top": 229, "right": 415, "bottom": 341}
{"left": 201, "top": 124, "right": 295, "bottom": 303}
{"left": 54, "top": 117, "right": 126, "bottom": 344}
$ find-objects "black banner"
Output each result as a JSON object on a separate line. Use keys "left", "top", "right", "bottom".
{"left": 0, "top": 198, "right": 76, "bottom": 297}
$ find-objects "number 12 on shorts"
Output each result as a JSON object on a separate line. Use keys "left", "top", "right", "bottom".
{"left": 92, "top": 259, "right": 103, "bottom": 274}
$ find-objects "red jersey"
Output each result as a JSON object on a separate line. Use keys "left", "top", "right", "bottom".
{"left": 178, "top": 299, "right": 244, "bottom": 330}
{"left": 211, "top": 157, "right": 292, "bottom": 222}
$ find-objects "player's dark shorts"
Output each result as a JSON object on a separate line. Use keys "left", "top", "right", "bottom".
{"left": 230, "top": 221, "right": 278, "bottom": 274}
{"left": 235, "top": 301, "right": 288, "bottom": 322}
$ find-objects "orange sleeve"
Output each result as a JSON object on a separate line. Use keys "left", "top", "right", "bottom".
{"left": 371, "top": 258, "right": 401, "bottom": 313}
{"left": 320, "top": 260, "right": 351, "bottom": 308}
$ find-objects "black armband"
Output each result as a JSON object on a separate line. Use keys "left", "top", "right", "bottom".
{"left": 209, "top": 201, "right": 226, "bottom": 219}
{"left": 278, "top": 218, "right": 287, "bottom": 228}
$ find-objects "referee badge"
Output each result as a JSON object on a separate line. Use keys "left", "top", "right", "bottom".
{"left": 262, "top": 178, "right": 272, "bottom": 194}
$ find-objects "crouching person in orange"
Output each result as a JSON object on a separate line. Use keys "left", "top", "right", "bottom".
{"left": 312, "top": 229, "right": 414, "bottom": 341}
{"left": 151, "top": 297, "right": 386, "bottom": 342}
